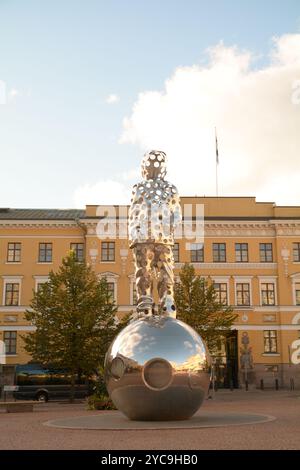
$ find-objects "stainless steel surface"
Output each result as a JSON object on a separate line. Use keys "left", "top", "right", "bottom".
{"left": 105, "top": 150, "right": 211, "bottom": 421}
{"left": 128, "top": 150, "right": 182, "bottom": 317}
{"left": 105, "top": 316, "right": 211, "bottom": 421}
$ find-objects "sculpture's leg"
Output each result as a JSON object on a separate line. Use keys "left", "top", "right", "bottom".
{"left": 133, "top": 244, "right": 154, "bottom": 315}
{"left": 155, "top": 244, "right": 176, "bottom": 317}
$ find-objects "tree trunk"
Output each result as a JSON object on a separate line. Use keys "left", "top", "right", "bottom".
{"left": 70, "top": 370, "right": 76, "bottom": 403}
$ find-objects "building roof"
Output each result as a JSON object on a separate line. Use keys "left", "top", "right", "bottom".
{"left": 1, "top": 197, "right": 300, "bottom": 221}
{"left": 0, "top": 208, "right": 85, "bottom": 220}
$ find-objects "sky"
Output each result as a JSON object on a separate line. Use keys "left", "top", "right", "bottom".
{"left": 0, "top": 0, "right": 299, "bottom": 209}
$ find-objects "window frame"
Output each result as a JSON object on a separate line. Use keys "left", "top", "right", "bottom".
{"left": 213, "top": 243, "right": 226, "bottom": 263}
{"left": 101, "top": 242, "right": 115, "bottom": 262}
{"left": 7, "top": 242, "right": 21, "bottom": 263}
{"left": 294, "top": 281, "right": 300, "bottom": 306}
{"left": 3, "top": 331, "right": 17, "bottom": 355}
{"left": 263, "top": 330, "right": 278, "bottom": 354}
{"left": 213, "top": 282, "right": 228, "bottom": 305}
{"left": 259, "top": 243, "right": 273, "bottom": 263}
{"left": 38, "top": 242, "right": 53, "bottom": 263}
{"left": 107, "top": 282, "right": 115, "bottom": 300}
{"left": 190, "top": 243, "right": 204, "bottom": 263}
{"left": 236, "top": 282, "right": 251, "bottom": 306}
{"left": 293, "top": 243, "right": 300, "bottom": 262}
{"left": 4, "top": 282, "right": 20, "bottom": 306}
{"left": 70, "top": 243, "right": 84, "bottom": 262}
{"left": 260, "top": 282, "right": 276, "bottom": 306}
{"left": 235, "top": 243, "right": 249, "bottom": 263}
{"left": 173, "top": 243, "right": 180, "bottom": 263}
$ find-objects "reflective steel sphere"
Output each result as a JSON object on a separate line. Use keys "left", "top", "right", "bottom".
{"left": 104, "top": 316, "right": 211, "bottom": 421}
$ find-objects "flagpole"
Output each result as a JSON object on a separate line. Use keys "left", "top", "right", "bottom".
{"left": 215, "top": 127, "right": 219, "bottom": 197}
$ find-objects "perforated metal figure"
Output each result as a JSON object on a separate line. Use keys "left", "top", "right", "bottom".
{"left": 128, "top": 150, "right": 182, "bottom": 317}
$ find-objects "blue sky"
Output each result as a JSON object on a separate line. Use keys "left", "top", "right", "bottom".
{"left": 0, "top": 0, "right": 299, "bottom": 208}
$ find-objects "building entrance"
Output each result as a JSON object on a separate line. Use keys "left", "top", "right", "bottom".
{"left": 212, "top": 330, "right": 239, "bottom": 389}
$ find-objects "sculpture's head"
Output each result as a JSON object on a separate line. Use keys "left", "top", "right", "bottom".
{"left": 141, "top": 150, "right": 167, "bottom": 180}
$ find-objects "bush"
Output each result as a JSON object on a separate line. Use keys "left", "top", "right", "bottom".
{"left": 87, "top": 393, "right": 116, "bottom": 410}
{"left": 86, "top": 375, "right": 116, "bottom": 410}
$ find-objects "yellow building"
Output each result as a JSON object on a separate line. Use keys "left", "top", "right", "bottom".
{"left": 1, "top": 197, "right": 300, "bottom": 389}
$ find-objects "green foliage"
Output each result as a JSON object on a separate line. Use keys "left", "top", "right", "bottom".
{"left": 87, "top": 393, "right": 116, "bottom": 410}
{"left": 174, "top": 263, "right": 237, "bottom": 351}
{"left": 87, "top": 367, "right": 115, "bottom": 410}
{"left": 23, "top": 252, "right": 128, "bottom": 399}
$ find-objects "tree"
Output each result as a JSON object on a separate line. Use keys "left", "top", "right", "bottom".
{"left": 174, "top": 263, "right": 237, "bottom": 352}
{"left": 23, "top": 252, "right": 128, "bottom": 401}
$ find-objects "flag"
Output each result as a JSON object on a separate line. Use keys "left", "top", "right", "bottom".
{"left": 215, "top": 127, "right": 219, "bottom": 165}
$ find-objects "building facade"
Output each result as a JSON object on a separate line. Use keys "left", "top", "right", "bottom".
{"left": 1, "top": 197, "right": 300, "bottom": 389}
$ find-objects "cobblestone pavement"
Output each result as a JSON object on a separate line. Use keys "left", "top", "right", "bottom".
{"left": 0, "top": 390, "right": 299, "bottom": 450}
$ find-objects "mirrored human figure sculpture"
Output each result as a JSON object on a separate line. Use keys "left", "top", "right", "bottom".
{"left": 104, "top": 150, "right": 211, "bottom": 421}
{"left": 128, "top": 150, "right": 182, "bottom": 317}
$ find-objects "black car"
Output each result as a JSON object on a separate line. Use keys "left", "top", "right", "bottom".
{"left": 13, "top": 364, "right": 94, "bottom": 402}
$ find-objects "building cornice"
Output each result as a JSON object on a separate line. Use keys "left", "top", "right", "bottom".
{"left": 175, "top": 262, "right": 277, "bottom": 270}
{"left": 0, "top": 220, "right": 81, "bottom": 228}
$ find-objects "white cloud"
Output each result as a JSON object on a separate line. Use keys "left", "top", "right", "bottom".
{"left": 120, "top": 34, "right": 300, "bottom": 205}
{"left": 106, "top": 94, "right": 120, "bottom": 104}
{"left": 73, "top": 179, "right": 130, "bottom": 207}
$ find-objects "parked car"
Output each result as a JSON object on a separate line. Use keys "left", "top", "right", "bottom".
{"left": 13, "top": 364, "right": 94, "bottom": 402}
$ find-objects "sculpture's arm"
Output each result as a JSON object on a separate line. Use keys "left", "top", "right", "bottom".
{"left": 128, "top": 184, "right": 139, "bottom": 216}
{"left": 170, "top": 186, "right": 182, "bottom": 228}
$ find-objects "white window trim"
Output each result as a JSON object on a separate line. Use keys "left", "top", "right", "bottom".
{"left": 233, "top": 276, "right": 253, "bottom": 307}
{"left": 263, "top": 329, "right": 279, "bottom": 355}
{"left": 1, "top": 276, "right": 23, "bottom": 307}
{"left": 258, "top": 277, "right": 278, "bottom": 307}
{"left": 291, "top": 274, "right": 300, "bottom": 306}
{"left": 128, "top": 274, "right": 136, "bottom": 306}
{"left": 211, "top": 276, "right": 230, "bottom": 306}
{"left": 99, "top": 272, "right": 119, "bottom": 302}
{"left": 33, "top": 276, "right": 49, "bottom": 292}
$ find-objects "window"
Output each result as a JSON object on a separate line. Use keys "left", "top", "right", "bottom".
{"left": 295, "top": 283, "right": 300, "bottom": 305}
{"left": 39, "top": 243, "right": 52, "bottom": 262}
{"left": 261, "top": 283, "right": 275, "bottom": 306}
{"left": 107, "top": 282, "right": 115, "bottom": 300}
{"left": 191, "top": 243, "right": 204, "bottom": 262}
{"left": 264, "top": 330, "right": 277, "bottom": 353}
{"left": 36, "top": 282, "right": 46, "bottom": 293}
{"left": 293, "top": 243, "right": 300, "bottom": 262}
{"left": 132, "top": 283, "right": 138, "bottom": 306}
{"left": 7, "top": 243, "right": 21, "bottom": 262}
{"left": 236, "top": 283, "right": 250, "bottom": 306}
{"left": 213, "top": 283, "right": 228, "bottom": 305}
{"left": 5, "top": 283, "right": 20, "bottom": 306}
{"left": 235, "top": 243, "right": 248, "bottom": 262}
{"left": 260, "top": 243, "right": 273, "bottom": 262}
{"left": 70, "top": 243, "right": 84, "bottom": 262}
{"left": 213, "top": 243, "right": 226, "bottom": 262}
{"left": 101, "top": 242, "right": 115, "bottom": 262}
{"left": 4, "top": 331, "right": 17, "bottom": 355}
{"left": 173, "top": 243, "right": 180, "bottom": 263}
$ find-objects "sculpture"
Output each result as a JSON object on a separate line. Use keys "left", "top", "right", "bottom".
{"left": 104, "top": 150, "right": 211, "bottom": 421}
{"left": 128, "top": 150, "right": 181, "bottom": 317}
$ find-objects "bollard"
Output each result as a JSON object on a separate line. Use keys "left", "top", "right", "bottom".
{"left": 245, "top": 380, "right": 248, "bottom": 391}
{"left": 230, "top": 379, "right": 234, "bottom": 391}
{"left": 290, "top": 378, "right": 295, "bottom": 391}
{"left": 275, "top": 378, "right": 279, "bottom": 390}
{"left": 260, "top": 379, "right": 264, "bottom": 390}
